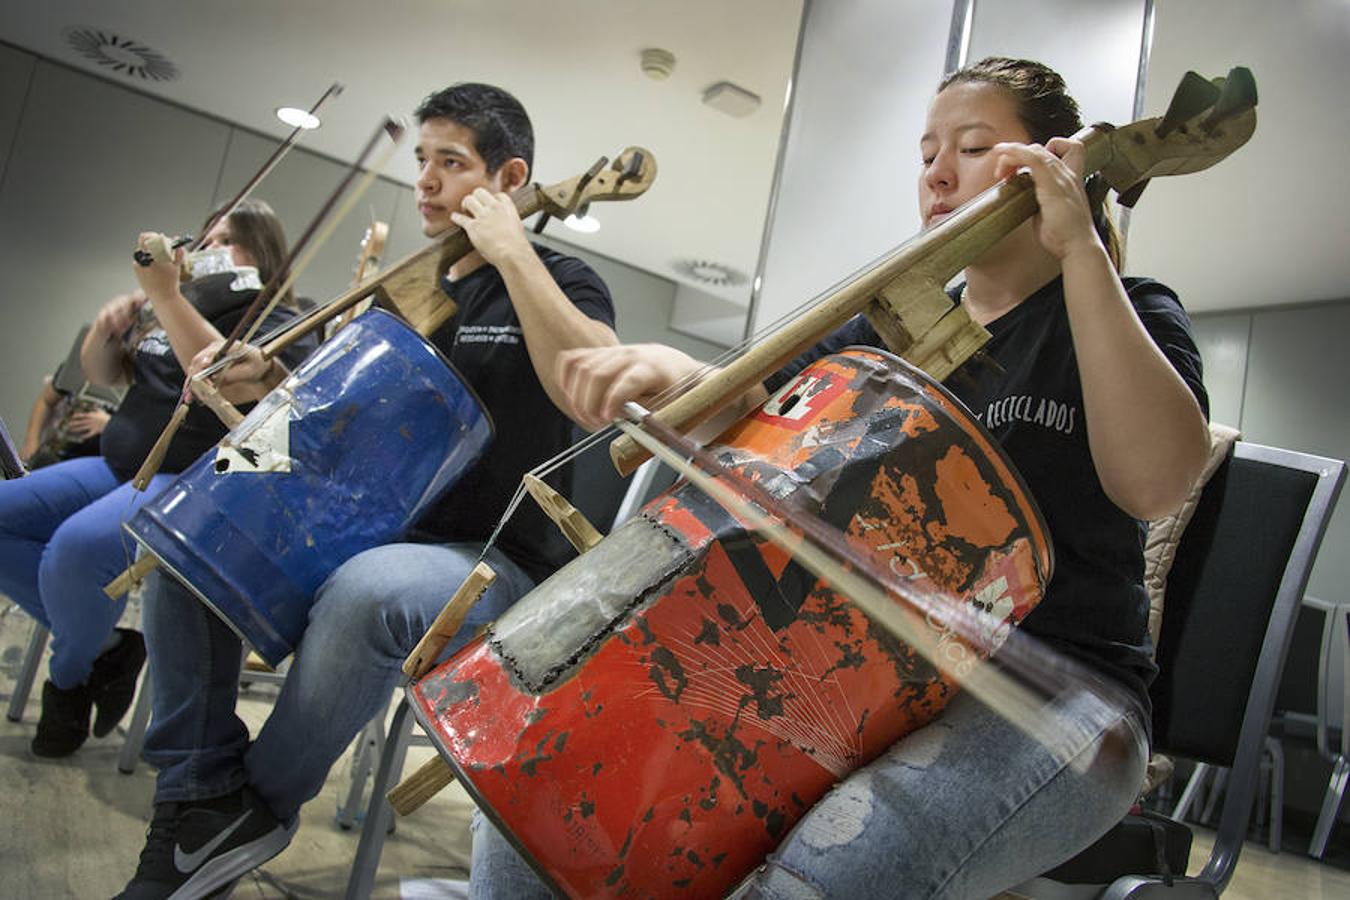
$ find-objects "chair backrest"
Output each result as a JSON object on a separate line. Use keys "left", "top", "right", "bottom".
{"left": 1149, "top": 441, "right": 1344, "bottom": 889}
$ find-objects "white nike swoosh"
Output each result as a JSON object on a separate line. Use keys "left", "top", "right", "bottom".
{"left": 174, "top": 810, "right": 252, "bottom": 874}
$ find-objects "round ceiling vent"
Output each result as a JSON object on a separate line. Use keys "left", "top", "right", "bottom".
{"left": 673, "top": 259, "right": 748, "bottom": 287}
{"left": 63, "top": 26, "right": 179, "bottom": 82}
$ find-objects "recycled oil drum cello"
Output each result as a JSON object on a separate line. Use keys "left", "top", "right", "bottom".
{"left": 125, "top": 308, "right": 493, "bottom": 666}
{"left": 408, "top": 346, "right": 1053, "bottom": 898}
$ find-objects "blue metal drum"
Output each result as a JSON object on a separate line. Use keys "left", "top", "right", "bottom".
{"left": 126, "top": 309, "right": 493, "bottom": 665}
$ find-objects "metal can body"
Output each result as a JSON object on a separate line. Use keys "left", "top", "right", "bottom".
{"left": 127, "top": 309, "right": 492, "bottom": 665}
{"left": 411, "top": 347, "right": 1050, "bottom": 898}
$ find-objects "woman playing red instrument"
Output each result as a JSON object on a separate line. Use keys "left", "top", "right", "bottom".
{"left": 475, "top": 57, "right": 1211, "bottom": 898}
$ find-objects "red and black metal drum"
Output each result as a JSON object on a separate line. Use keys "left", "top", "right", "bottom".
{"left": 408, "top": 346, "right": 1052, "bottom": 898}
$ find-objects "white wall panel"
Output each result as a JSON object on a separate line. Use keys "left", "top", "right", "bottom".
{"left": 967, "top": 0, "right": 1144, "bottom": 128}
{"left": 0, "top": 43, "right": 35, "bottom": 187}
{"left": 0, "top": 61, "right": 229, "bottom": 431}
{"left": 1128, "top": 0, "right": 1350, "bottom": 311}
{"left": 210, "top": 129, "right": 407, "bottom": 310}
{"left": 749, "top": 0, "right": 950, "bottom": 337}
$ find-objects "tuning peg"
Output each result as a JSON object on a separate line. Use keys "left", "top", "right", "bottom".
{"left": 567, "top": 155, "right": 610, "bottom": 211}
{"left": 1200, "top": 66, "right": 1258, "bottom": 134}
{"left": 382, "top": 116, "right": 407, "bottom": 143}
{"left": 1156, "top": 71, "right": 1221, "bottom": 139}
{"left": 1116, "top": 178, "right": 1151, "bottom": 209}
{"left": 615, "top": 149, "right": 645, "bottom": 185}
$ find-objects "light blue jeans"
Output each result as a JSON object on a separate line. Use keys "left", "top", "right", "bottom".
{"left": 0, "top": 456, "right": 172, "bottom": 688}
{"left": 140, "top": 540, "right": 536, "bottom": 821}
{"left": 469, "top": 686, "right": 1147, "bottom": 899}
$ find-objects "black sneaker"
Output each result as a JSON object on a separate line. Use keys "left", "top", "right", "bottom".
{"left": 114, "top": 786, "right": 297, "bottom": 899}
{"left": 31, "top": 678, "right": 94, "bottom": 757}
{"left": 90, "top": 628, "right": 147, "bottom": 737}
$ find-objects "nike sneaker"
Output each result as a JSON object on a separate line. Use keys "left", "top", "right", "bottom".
{"left": 114, "top": 785, "right": 297, "bottom": 899}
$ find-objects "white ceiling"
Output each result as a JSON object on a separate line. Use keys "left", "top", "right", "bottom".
{"left": 0, "top": 0, "right": 803, "bottom": 310}
{"left": 2, "top": 1, "right": 1345, "bottom": 323}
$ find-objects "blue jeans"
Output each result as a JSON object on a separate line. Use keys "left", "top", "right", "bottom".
{"left": 469, "top": 687, "right": 1147, "bottom": 900}
{"left": 0, "top": 456, "right": 172, "bottom": 688}
{"left": 140, "top": 540, "right": 536, "bottom": 821}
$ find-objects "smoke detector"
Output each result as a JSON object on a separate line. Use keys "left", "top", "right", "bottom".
{"left": 640, "top": 48, "right": 676, "bottom": 81}
{"left": 63, "top": 26, "right": 179, "bottom": 82}
{"left": 673, "top": 259, "right": 748, "bottom": 287}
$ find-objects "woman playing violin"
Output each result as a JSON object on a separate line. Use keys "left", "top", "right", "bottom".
{"left": 477, "top": 57, "right": 1211, "bottom": 898}
{"left": 0, "top": 199, "right": 313, "bottom": 758}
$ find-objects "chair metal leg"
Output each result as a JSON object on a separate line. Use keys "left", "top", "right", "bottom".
{"left": 1264, "top": 736, "right": 1283, "bottom": 852}
{"left": 6, "top": 622, "right": 49, "bottom": 722}
{"left": 118, "top": 678, "right": 153, "bottom": 774}
{"left": 1172, "top": 763, "right": 1211, "bottom": 821}
{"left": 1254, "top": 753, "right": 1269, "bottom": 836}
{"left": 337, "top": 714, "right": 387, "bottom": 830}
{"left": 1309, "top": 755, "right": 1348, "bottom": 858}
{"left": 344, "top": 697, "right": 416, "bottom": 900}
{"left": 1199, "top": 767, "right": 1227, "bottom": 825}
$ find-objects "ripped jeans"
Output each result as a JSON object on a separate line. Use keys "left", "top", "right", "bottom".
{"left": 467, "top": 686, "right": 1147, "bottom": 900}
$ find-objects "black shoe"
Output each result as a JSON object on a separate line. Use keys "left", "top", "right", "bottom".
{"left": 114, "top": 786, "right": 297, "bottom": 899}
{"left": 90, "top": 628, "right": 147, "bottom": 737}
{"left": 31, "top": 678, "right": 93, "bottom": 757}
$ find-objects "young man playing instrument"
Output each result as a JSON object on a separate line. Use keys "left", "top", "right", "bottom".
{"left": 115, "top": 82, "right": 617, "bottom": 899}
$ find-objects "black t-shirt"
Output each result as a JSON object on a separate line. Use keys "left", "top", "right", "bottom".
{"left": 413, "top": 244, "right": 614, "bottom": 583}
{"left": 766, "top": 277, "right": 1208, "bottom": 717}
{"left": 101, "top": 271, "right": 316, "bottom": 480}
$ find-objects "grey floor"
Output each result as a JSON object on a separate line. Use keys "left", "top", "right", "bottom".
{"left": 0, "top": 603, "right": 476, "bottom": 899}
{"left": 4, "top": 601, "right": 1349, "bottom": 899}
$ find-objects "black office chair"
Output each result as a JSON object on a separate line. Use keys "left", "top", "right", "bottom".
{"left": 1020, "top": 441, "right": 1345, "bottom": 898}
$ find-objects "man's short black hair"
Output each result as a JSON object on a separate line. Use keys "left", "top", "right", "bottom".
{"left": 415, "top": 82, "right": 534, "bottom": 178}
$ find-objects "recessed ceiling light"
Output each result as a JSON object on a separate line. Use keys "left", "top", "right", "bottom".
{"left": 276, "top": 106, "right": 321, "bottom": 129}
{"left": 563, "top": 213, "right": 601, "bottom": 234}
